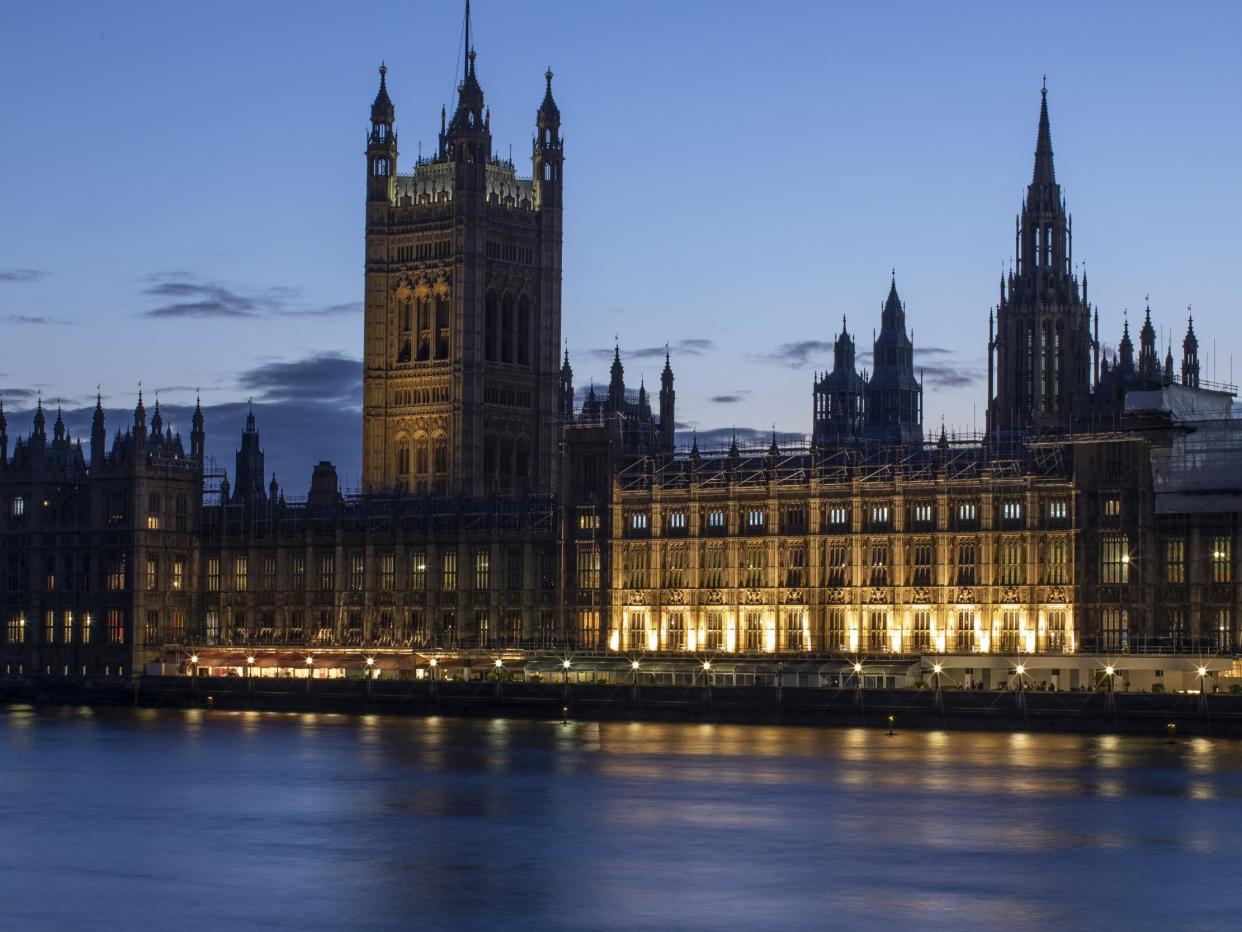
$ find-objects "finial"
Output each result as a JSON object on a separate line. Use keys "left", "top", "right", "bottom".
{"left": 1042, "top": 74, "right": 1047, "bottom": 94}
{"left": 379, "top": 61, "right": 387, "bottom": 81}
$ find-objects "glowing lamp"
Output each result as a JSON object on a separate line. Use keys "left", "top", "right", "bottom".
{"left": 305, "top": 656, "right": 314, "bottom": 666}
{"left": 189, "top": 655, "right": 198, "bottom": 665}
{"left": 1014, "top": 664, "right": 1025, "bottom": 676}
{"left": 246, "top": 656, "right": 255, "bottom": 665}
{"left": 1104, "top": 665, "right": 1115, "bottom": 676}
{"left": 366, "top": 657, "right": 376, "bottom": 667}
{"left": 494, "top": 659, "right": 503, "bottom": 668}
{"left": 1197, "top": 666, "right": 1208, "bottom": 677}
{"left": 562, "top": 659, "right": 572, "bottom": 670}
{"left": 853, "top": 662, "right": 863, "bottom": 674}
{"left": 932, "top": 663, "right": 943, "bottom": 675}
{"left": 702, "top": 661, "right": 712, "bottom": 672}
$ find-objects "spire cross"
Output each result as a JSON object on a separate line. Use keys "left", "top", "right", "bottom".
{"left": 1042, "top": 74, "right": 1047, "bottom": 93}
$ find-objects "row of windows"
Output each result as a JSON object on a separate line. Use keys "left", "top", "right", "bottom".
{"left": 611, "top": 608, "right": 1073, "bottom": 654}
{"left": 3, "top": 610, "right": 121, "bottom": 645}
{"left": 615, "top": 540, "right": 1070, "bottom": 589}
{"left": 204, "top": 549, "right": 554, "bottom": 593}
{"left": 624, "top": 499, "right": 1071, "bottom": 535}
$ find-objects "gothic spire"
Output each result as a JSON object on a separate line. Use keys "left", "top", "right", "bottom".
{"left": 371, "top": 62, "right": 394, "bottom": 124}
{"left": 1033, "top": 80, "right": 1055, "bottom": 187}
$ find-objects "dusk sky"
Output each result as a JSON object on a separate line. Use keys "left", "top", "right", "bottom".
{"left": 2, "top": 0, "right": 1240, "bottom": 491}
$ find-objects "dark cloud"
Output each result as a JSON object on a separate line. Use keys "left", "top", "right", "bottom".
{"left": 140, "top": 275, "right": 358, "bottom": 320}
{"left": 0, "top": 269, "right": 46, "bottom": 283}
{"left": 0, "top": 388, "right": 38, "bottom": 404}
{"left": 584, "top": 338, "right": 716, "bottom": 361}
{"left": 709, "top": 390, "right": 750, "bottom": 404}
{"left": 4, "top": 314, "right": 70, "bottom": 325}
{"left": 753, "top": 340, "right": 834, "bottom": 368}
{"left": 919, "top": 365, "right": 980, "bottom": 389}
{"left": 237, "top": 352, "right": 362, "bottom": 405}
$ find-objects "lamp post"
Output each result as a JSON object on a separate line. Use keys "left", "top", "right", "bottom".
{"left": 366, "top": 656, "right": 376, "bottom": 696}
{"left": 630, "top": 659, "right": 641, "bottom": 705}
{"left": 931, "top": 662, "right": 943, "bottom": 709}
{"left": 1013, "top": 663, "right": 1026, "bottom": 710}
{"left": 305, "top": 655, "right": 314, "bottom": 693}
{"left": 246, "top": 654, "right": 255, "bottom": 692}
{"left": 1197, "top": 664, "right": 1209, "bottom": 714}
{"left": 189, "top": 653, "right": 199, "bottom": 691}
{"left": 494, "top": 657, "right": 504, "bottom": 701}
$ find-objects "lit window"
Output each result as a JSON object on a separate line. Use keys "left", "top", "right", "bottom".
{"left": 630, "top": 512, "right": 649, "bottom": 531}
{"left": 707, "top": 509, "right": 726, "bottom": 529}
{"left": 958, "top": 503, "right": 977, "bottom": 522}
{"left": 1165, "top": 540, "right": 1184, "bottom": 584}
{"left": 349, "top": 554, "right": 365, "bottom": 591}
{"left": 576, "top": 545, "right": 600, "bottom": 589}
{"left": 206, "top": 557, "right": 220, "bottom": 592}
{"left": 870, "top": 505, "right": 890, "bottom": 525}
{"left": 1048, "top": 500, "right": 1068, "bottom": 520}
{"left": 441, "top": 551, "right": 457, "bottom": 591}
{"left": 380, "top": 553, "right": 395, "bottom": 591}
{"left": 10, "top": 496, "right": 24, "bottom": 518}
{"left": 577, "top": 508, "right": 599, "bottom": 531}
{"left": 667, "top": 511, "right": 687, "bottom": 530}
{"left": 234, "top": 555, "right": 248, "bottom": 592}
{"left": 1002, "top": 501, "right": 1022, "bottom": 521}
{"left": 474, "top": 548, "right": 490, "bottom": 590}
{"left": 1211, "top": 537, "right": 1232, "bottom": 584}
{"left": 913, "top": 503, "right": 933, "bottom": 524}
{"left": 1103, "top": 497, "right": 1121, "bottom": 517}
{"left": 828, "top": 506, "right": 848, "bottom": 526}
{"left": 409, "top": 551, "right": 426, "bottom": 590}
{"left": 1100, "top": 534, "right": 1130, "bottom": 584}
{"left": 747, "top": 509, "right": 766, "bottom": 529}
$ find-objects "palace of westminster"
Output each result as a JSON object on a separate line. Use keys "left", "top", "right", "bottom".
{"left": 3, "top": 18, "right": 1241, "bottom": 691}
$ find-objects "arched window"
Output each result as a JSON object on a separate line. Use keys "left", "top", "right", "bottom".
{"left": 435, "top": 294, "right": 449, "bottom": 359}
{"left": 1033, "top": 227, "right": 1041, "bottom": 267}
{"left": 515, "top": 437, "right": 530, "bottom": 482}
{"left": 484, "top": 291, "right": 498, "bottom": 361}
{"left": 397, "top": 443, "right": 410, "bottom": 477}
{"left": 543, "top": 163, "right": 553, "bottom": 181}
{"left": 433, "top": 437, "right": 448, "bottom": 474}
{"left": 414, "top": 436, "right": 429, "bottom": 475}
{"left": 417, "top": 299, "right": 431, "bottom": 361}
{"left": 501, "top": 294, "right": 514, "bottom": 363}
{"left": 517, "top": 296, "right": 531, "bottom": 366}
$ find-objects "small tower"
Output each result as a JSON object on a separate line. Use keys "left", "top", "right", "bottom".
{"left": 608, "top": 343, "right": 625, "bottom": 415}
{"left": 559, "top": 347, "right": 575, "bottom": 420}
{"left": 444, "top": 5, "right": 490, "bottom": 194}
{"left": 813, "top": 315, "right": 865, "bottom": 446}
{"left": 90, "top": 391, "right": 106, "bottom": 470}
{"left": 1118, "top": 318, "right": 1134, "bottom": 375}
{"left": 190, "top": 393, "right": 205, "bottom": 463}
{"left": 659, "top": 348, "right": 676, "bottom": 455}
{"left": 1182, "top": 314, "right": 1200, "bottom": 388}
{"left": 233, "top": 405, "right": 267, "bottom": 504}
{"left": 366, "top": 63, "right": 398, "bottom": 205}
{"left": 864, "top": 275, "right": 923, "bottom": 445}
{"left": 0, "top": 395, "right": 8, "bottom": 466}
{"left": 1138, "top": 303, "right": 1159, "bottom": 383}
{"left": 533, "top": 67, "right": 563, "bottom": 210}
{"left": 133, "top": 389, "right": 147, "bottom": 448}
{"left": 53, "top": 402, "right": 65, "bottom": 444}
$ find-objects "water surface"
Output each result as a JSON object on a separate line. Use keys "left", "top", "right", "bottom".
{"left": 2, "top": 705, "right": 1240, "bottom": 930}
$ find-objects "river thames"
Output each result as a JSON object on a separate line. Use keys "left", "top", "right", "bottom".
{"left": 2, "top": 706, "right": 1240, "bottom": 930}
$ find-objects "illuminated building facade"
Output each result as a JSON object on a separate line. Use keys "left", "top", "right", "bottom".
{"left": 1, "top": 15, "right": 1239, "bottom": 689}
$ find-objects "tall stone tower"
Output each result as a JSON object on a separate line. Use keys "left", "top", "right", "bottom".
{"left": 864, "top": 276, "right": 923, "bottom": 445}
{"left": 362, "top": 7, "right": 563, "bottom": 496}
{"left": 989, "top": 85, "right": 1094, "bottom": 437}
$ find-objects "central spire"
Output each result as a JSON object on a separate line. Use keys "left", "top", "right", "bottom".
{"left": 1033, "top": 81, "right": 1055, "bottom": 187}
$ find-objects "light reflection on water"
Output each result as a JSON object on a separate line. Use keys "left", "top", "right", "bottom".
{"left": 2, "top": 707, "right": 1242, "bottom": 931}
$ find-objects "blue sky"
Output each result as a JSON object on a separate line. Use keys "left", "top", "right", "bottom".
{"left": 2, "top": 0, "right": 1240, "bottom": 490}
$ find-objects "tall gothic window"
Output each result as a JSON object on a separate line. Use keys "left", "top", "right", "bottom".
{"left": 484, "top": 291, "right": 498, "bottom": 361}
{"left": 517, "top": 296, "right": 531, "bottom": 366}
{"left": 501, "top": 294, "right": 514, "bottom": 362}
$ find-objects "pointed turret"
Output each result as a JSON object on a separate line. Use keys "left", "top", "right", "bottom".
{"left": 659, "top": 346, "right": 675, "bottom": 454}
{"left": 53, "top": 402, "right": 65, "bottom": 444}
{"left": 533, "top": 66, "right": 563, "bottom": 210}
{"left": 233, "top": 405, "right": 266, "bottom": 504}
{"left": 865, "top": 274, "right": 922, "bottom": 445}
{"left": 133, "top": 389, "right": 147, "bottom": 447}
{"left": 366, "top": 63, "right": 398, "bottom": 204}
{"left": 1182, "top": 313, "right": 1200, "bottom": 388}
{"left": 559, "top": 346, "right": 575, "bottom": 420}
{"left": 443, "top": 2, "right": 489, "bottom": 191}
{"left": 269, "top": 473, "right": 279, "bottom": 502}
{"left": 608, "top": 342, "right": 625, "bottom": 414}
{"left": 1138, "top": 303, "right": 1159, "bottom": 382}
{"left": 0, "top": 395, "right": 8, "bottom": 466}
{"left": 90, "top": 391, "right": 106, "bottom": 470}
{"left": 190, "top": 392, "right": 205, "bottom": 463}
{"left": 1118, "top": 318, "right": 1135, "bottom": 374}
